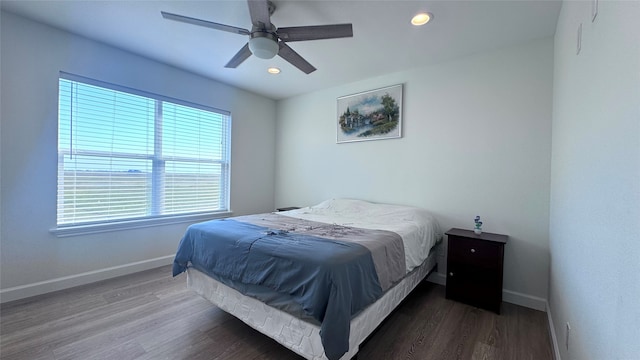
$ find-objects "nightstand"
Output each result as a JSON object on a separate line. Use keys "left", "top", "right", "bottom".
{"left": 276, "top": 207, "right": 300, "bottom": 212}
{"left": 445, "top": 228, "right": 508, "bottom": 314}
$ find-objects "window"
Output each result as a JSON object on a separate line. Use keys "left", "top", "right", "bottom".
{"left": 56, "top": 73, "right": 231, "bottom": 231}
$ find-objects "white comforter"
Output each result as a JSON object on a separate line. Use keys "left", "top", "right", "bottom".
{"left": 279, "top": 198, "right": 442, "bottom": 272}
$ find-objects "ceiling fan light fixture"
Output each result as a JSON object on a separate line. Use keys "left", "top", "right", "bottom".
{"left": 411, "top": 12, "right": 433, "bottom": 26}
{"left": 249, "top": 35, "right": 279, "bottom": 59}
{"left": 161, "top": 0, "right": 354, "bottom": 74}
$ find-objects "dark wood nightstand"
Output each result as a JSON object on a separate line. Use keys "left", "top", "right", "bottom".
{"left": 276, "top": 207, "right": 300, "bottom": 212}
{"left": 445, "top": 228, "right": 508, "bottom": 314}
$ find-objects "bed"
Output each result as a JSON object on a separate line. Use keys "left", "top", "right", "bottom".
{"left": 173, "top": 198, "right": 442, "bottom": 360}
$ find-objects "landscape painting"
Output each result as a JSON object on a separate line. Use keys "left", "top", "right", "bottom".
{"left": 337, "top": 84, "right": 402, "bottom": 143}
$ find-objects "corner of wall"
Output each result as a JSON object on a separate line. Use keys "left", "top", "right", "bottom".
{"left": 546, "top": 301, "right": 562, "bottom": 360}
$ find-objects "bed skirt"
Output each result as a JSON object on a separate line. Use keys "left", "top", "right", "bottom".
{"left": 185, "top": 241, "right": 441, "bottom": 360}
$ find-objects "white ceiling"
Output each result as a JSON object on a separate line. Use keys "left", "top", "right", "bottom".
{"left": 1, "top": 0, "right": 561, "bottom": 100}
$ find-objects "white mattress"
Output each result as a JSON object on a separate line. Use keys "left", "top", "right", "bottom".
{"left": 280, "top": 198, "right": 442, "bottom": 272}
{"left": 187, "top": 243, "right": 440, "bottom": 360}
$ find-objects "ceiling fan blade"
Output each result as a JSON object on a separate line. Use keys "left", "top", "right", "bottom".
{"left": 278, "top": 42, "right": 316, "bottom": 74}
{"left": 161, "top": 11, "right": 250, "bottom": 36}
{"left": 277, "top": 24, "right": 353, "bottom": 42}
{"left": 247, "top": 0, "right": 272, "bottom": 29}
{"left": 225, "top": 43, "right": 253, "bottom": 68}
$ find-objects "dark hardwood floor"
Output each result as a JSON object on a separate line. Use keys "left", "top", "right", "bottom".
{"left": 0, "top": 266, "right": 553, "bottom": 360}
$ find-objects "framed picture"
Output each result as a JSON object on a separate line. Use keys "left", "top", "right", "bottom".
{"left": 337, "top": 84, "right": 403, "bottom": 143}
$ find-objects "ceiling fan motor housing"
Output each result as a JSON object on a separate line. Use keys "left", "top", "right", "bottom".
{"left": 249, "top": 32, "right": 279, "bottom": 59}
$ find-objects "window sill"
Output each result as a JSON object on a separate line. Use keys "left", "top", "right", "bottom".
{"left": 50, "top": 211, "right": 233, "bottom": 238}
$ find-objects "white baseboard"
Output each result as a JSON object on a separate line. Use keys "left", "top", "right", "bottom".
{"left": 502, "top": 289, "right": 547, "bottom": 311}
{"left": 426, "top": 273, "right": 547, "bottom": 312}
{"left": 1, "top": 256, "right": 550, "bottom": 316}
{"left": 0, "top": 255, "right": 174, "bottom": 304}
{"left": 426, "top": 271, "right": 446, "bottom": 285}
{"left": 546, "top": 301, "right": 562, "bottom": 360}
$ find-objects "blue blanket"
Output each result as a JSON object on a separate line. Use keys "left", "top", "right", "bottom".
{"left": 173, "top": 218, "right": 387, "bottom": 360}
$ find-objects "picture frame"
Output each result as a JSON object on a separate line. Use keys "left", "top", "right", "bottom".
{"left": 337, "top": 84, "right": 403, "bottom": 143}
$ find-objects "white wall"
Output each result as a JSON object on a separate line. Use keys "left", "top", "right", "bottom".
{"left": 549, "top": 1, "right": 640, "bottom": 359}
{"left": 0, "top": 12, "right": 277, "bottom": 302}
{"left": 275, "top": 38, "right": 554, "bottom": 307}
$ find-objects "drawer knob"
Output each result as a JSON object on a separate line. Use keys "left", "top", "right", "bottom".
{"left": 449, "top": 272, "right": 454, "bottom": 277}
{"left": 470, "top": 248, "right": 476, "bottom": 253}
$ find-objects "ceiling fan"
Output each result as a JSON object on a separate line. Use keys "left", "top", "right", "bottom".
{"left": 161, "top": 0, "right": 353, "bottom": 74}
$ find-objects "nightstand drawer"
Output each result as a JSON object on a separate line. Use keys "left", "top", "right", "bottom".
{"left": 448, "top": 236, "right": 500, "bottom": 268}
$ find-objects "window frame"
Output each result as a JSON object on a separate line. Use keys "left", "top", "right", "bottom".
{"left": 51, "top": 72, "right": 232, "bottom": 237}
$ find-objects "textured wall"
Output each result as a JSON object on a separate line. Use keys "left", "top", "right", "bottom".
{"left": 549, "top": 1, "right": 640, "bottom": 359}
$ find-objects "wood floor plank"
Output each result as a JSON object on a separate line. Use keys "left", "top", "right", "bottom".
{"left": 0, "top": 265, "right": 553, "bottom": 360}
{"left": 50, "top": 296, "right": 212, "bottom": 360}
{"left": 134, "top": 308, "right": 227, "bottom": 350}
{"left": 83, "top": 339, "right": 147, "bottom": 360}
{"left": 133, "top": 328, "right": 218, "bottom": 360}
{"left": 0, "top": 343, "right": 55, "bottom": 360}
{"left": 1, "top": 293, "right": 162, "bottom": 357}
{"left": 471, "top": 341, "right": 498, "bottom": 360}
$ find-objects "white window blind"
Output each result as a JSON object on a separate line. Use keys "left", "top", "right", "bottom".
{"left": 57, "top": 73, "right": 231, "bottom": 227}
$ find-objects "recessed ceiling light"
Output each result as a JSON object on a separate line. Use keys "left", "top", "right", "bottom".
{"left": 411, "top": 12, "right": 433, "bottom": 26}
{"left": 267, "top": 67, "right": 281, "bottom": 74}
